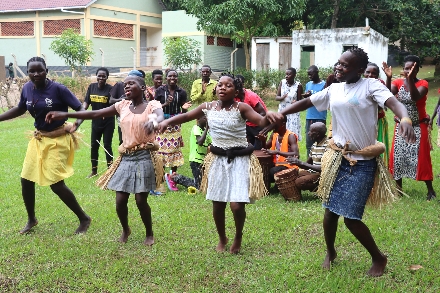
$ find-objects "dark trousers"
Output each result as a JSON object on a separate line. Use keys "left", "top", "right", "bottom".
{"left": 305, "top": 119, "right": 326, "bottom": 157}
{"left": 246, "top": 125, "right": 263, "bottom": 150}
{"left": 91, "top": 122, "right": 115, "bottom": 169}
{"left": 173, "top": 161, "right": 203, "bottom": 189}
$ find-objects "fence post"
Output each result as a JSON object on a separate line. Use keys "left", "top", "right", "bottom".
{"left": 130, "top": 47, "right": 136, "bottom": 70}
{"left": 99, "top": 48, "right": 104, "bottom": 67}
{"left": 11, "top": 54, "right": 26, "bottom": 77}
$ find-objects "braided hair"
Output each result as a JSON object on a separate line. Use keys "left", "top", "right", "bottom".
{"left": 220, "top": 72, "right": 244, "bottom": 102}
{"left": 347, "top": 47, "right": 369, "bottom": 70}
{"left": 27, "top": 56, "right": 46, "bottom": 69}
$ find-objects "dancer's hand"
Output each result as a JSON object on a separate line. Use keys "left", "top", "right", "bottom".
{"left": 265, "top": 111, "right": 284, "bottom": 124}
{"left": 155, "top": 121, "right": 169, "bottom": 133}
{"left": 45, "top": 111, "right": 67, "bottom": 123}
{"left": 381, "top": 62, "right": 392, "bottom": 79}
{"left": 398, "top": 119, "right": 416, "bottom": 143}
{"left": 182, "top": 102, "right": 192, "bottom": 110}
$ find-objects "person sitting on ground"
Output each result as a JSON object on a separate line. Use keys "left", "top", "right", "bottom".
{"left": 261, "top": 119, "right": 299, "bottom": 183}
{"left": 145, "top": 69, "right": 163, "bottom": 101}
{"left": 166, "top": 115, "right": 211, "bottom": 191}
{"left": 83, "top": 67, "right": 114, "bottom": 178}
{"left": 286, "top": 122, "right": 327, "bottom": 192}
{"left": 235, "top": 74, "right": 267, "bottom": 150}
{"left": 190, "top": 65, "right": 217, "bottom": 103}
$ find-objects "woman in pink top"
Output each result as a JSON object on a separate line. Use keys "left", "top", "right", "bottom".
{"left": 46, "top": 75, "right": 165, "bottom": 246}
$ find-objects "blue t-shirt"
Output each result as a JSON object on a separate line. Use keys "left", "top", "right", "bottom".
{"left": 305, "top": 81, "right": 327, "bottom": 120}
{"left": 18, "top": 79, "right": 82, "bottom": 131}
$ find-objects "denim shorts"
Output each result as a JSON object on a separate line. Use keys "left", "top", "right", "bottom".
{"left": 323, "top": 157, "right": 377, "bottom": 220}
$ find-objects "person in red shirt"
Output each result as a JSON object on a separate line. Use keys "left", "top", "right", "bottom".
{"left": 235, "top": 75, "right": 267, "bottom": 150}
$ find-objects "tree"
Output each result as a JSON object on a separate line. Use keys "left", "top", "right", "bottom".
{"left": 49, "top": 29, "right": 94, "bottom": 75}
{"left": 182, "top": 0, "right": 306, "bottom": 70}
{"left": 162, "top": 36, "right": 202, "bottom": 71}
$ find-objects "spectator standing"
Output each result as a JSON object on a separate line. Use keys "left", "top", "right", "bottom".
{"left": 83, "top": 67, "right": 114, "bottom": 178}
{"left": 303, "top": 65, "right": 326, "bottom": 156}
{"left": 190, "top": 65, "right": 217, "bottom": 103}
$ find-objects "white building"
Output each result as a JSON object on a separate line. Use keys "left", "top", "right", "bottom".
{"left": 252, "top": 27, "right": 389, "bottom": 79}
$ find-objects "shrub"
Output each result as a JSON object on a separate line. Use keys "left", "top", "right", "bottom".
{"left": 51, "top": 74, "right": 91, "bottom": 102}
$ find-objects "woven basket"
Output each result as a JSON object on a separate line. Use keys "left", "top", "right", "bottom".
{"left": 274, "top": 168, "right": 301, "bottom": 201}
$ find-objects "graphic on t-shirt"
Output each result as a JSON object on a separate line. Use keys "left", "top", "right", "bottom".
{"left": 90, "top": 95, "right": 109, "bottom": 103}
{"left": 45, "top": 98, "right": 53, "bottom": 107}
{"left": 348, "top": 95, "right": 360, "bottom": 106}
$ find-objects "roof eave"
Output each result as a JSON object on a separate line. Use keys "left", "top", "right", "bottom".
{"left": 0, "top": 0, "right": 97, "bottom": 14}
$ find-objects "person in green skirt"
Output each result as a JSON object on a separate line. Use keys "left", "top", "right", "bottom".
{"left": 364, "top": 62, "right": 389, "bottom": 165}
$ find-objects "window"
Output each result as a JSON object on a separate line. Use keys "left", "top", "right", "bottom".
{"left": 0, "top": 21, "right": 34, "bottom": 36}
{"left": 217, "top": 37, "right": 233, "bottom": 47}
{"left": 44, "top": 19, "right": 80, "bottom": 35}
{"left": 94, "top": 20, "right": 133, "bottom": 39}
{"left": 207, "top": 36, "right": 215, "bottom": 45}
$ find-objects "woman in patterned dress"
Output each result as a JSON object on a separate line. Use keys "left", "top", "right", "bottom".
{"left": 276, "top": 68, "right": 303, "bottom": 140}
{"left": 155, "top": 74, "right": 269, "bottom": 254}
{"left": 383, "top": 55, "right": 435, "bottom": 200}
{"left": 154, "top": 70, "right": 192, "bottom": 172}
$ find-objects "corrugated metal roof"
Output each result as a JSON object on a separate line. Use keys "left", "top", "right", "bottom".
{"left": 0, "top": 0, "right": 97, "bottom": 13}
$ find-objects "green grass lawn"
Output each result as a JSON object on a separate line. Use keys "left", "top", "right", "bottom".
{"left": 0, "top": 72, "right": 439, "bottom": 292}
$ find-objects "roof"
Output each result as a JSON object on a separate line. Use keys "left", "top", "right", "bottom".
{"left": 0, "top": 0, "right": 97, "bottom": 13}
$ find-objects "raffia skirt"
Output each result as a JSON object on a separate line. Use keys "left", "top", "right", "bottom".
{"left": 106, "top": 149, "right": 156, "bottom": 194}
{"left": 322, "top": 157, "right": 377, "bottom": 220}
{"left": 21, "top": 134, "right": 75, "bottom": 186}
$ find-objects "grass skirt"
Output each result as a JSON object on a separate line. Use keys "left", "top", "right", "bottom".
{"left": 377, "top": 117, "right": 389, "bottom": 166}
{"left": 106, "top": 150, "right": 156, "bottom": 193}
{"left": 21, "top": 134, "right": 75, "bottom": 186}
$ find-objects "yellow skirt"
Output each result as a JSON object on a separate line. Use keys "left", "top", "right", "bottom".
{"left": 21, "top": 133, "right": 75, "bottom": 186}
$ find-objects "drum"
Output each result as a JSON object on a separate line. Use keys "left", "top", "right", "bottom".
{"left": 253, "top": 150, "right": 274, "bottom": 190}
{"left": 274, "top": 168, "right": 302, "bottom": 201}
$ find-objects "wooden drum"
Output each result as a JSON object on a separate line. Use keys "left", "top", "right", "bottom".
{"left": 253, "top": 150, "right": 274, "bottom": 190}
{"left": 274, "top": 168, "right": 302, "bottom": 201}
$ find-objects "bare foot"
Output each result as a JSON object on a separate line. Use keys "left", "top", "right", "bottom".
{"left": 86, "top": 172, "right": 97, "bottom": 178}
{"left": 367, "top": 253, "right": 387, "bottom": 277}
{"left": 427, "top": 191, "right": 436, "bottom": 201}
{"left": 216, "top": 237, "right": 228, "bottom": 252}
{"left": 118, "top": 228, "right": 131, "bottom": 243}
{"left": 143, "top": 236, "right": 155, "bottom": 246}
{"left": 230, "top": 237, "right": 242, "bottom": 254}
{"left": 322, "top": 250, "right": 337, "bottom": 270}
{"left": 19, "top": 218, "right": 38, "bottom": 234}
{"left": 75, "top": 216, "right": 92, "bottom": 234}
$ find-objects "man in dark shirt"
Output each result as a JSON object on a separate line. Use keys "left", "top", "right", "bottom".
{"left": 83, "top": 67, "right": 114, "bottom": 178}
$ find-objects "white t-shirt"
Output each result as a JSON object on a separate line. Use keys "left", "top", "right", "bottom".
{"left": 311, "top": 78, "right": 392, "bottom": 160}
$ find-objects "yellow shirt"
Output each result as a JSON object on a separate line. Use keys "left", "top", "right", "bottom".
{"left": 190, "top": 79, "right": 217, "bottom": 103}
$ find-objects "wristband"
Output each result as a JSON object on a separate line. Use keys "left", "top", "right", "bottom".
{"left": 400, "top": 117, "right": 412, "bottom": 125}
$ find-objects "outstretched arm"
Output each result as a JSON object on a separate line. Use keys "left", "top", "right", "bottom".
{"left": 0, "top": 106, "right": 27, "bottom": 122}
{"left": 46, "top": 105, "right": 118, "bottom": 123}
{"left": 156, "top": 103, "right": 207, "bottom": 133}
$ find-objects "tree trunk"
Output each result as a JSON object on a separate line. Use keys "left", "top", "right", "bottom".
{"left": 331, "top": 0, "right": 341, "bottom": 28}
{"left": 435, "top": 62, "right": 440, "bottom": 77}
{"left": 244, "top": 41, "right": 251, "bottom": 70}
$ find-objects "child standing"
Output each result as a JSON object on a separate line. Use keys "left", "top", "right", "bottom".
{"left": 46, "top": 76, "right": 164, "bottom": 246}
{"left": 156, "top": 74, "right": 269, "bottom": 253}
{"left": 166, "top": 115, "right": 211, "bottom": 191}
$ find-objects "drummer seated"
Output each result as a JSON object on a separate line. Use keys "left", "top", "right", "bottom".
{"left": 286, "top": 122, "right": 328, "bottom": 192}
{"left": 261, "top": 121, "right": 299, "bottom": 183}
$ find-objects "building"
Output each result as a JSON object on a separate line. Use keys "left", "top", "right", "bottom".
{"left": 0, "top": 0, "right": 164, "bottom": 70}
{"left": 252, "top": 27, "right": 389, "bottom": 79}
{"left": 162, "top": 10, "right": 245, "bottom": 71}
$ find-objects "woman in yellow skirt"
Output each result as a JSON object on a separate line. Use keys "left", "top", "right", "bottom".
{"left": 0, "top": 57, "right": 91, "bottom": 234}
